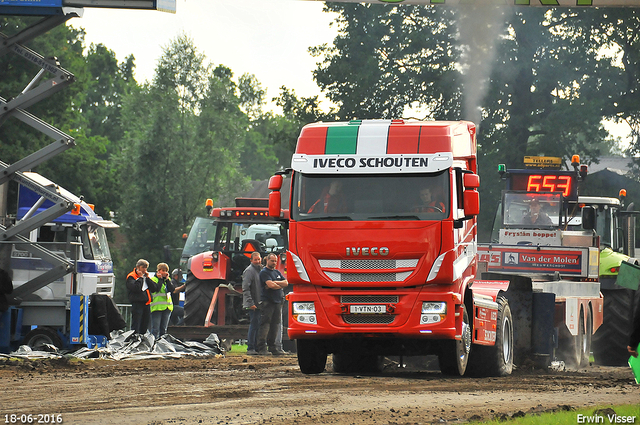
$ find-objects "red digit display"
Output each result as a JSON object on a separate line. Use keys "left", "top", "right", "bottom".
{"left": 526, "top": 174, "right": 572, "bottom": 197}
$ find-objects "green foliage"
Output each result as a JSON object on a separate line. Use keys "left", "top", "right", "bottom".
{"left": 313, "top": 6, "right": 638, "bottom": 240}
{"left": 1, "top": 21, "right": 304, "bottom": 286}
{"left": 314, "top": 3, "right": 460, "bottom": 120}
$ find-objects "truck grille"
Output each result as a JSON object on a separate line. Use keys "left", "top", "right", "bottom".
{"left": 319, "top": 259, "right": 418, "bottom": 269}
{"left": 325, "top": 271, "right": 412, "bottom": 282}
{"left": 341, "top": 295, "right": 399, "bottom": 303}
{"left": 343, "top": 315, "right": 395, "bottom": 325}
{"left": 319, "top": 259, "right": 417, "bottom": 283}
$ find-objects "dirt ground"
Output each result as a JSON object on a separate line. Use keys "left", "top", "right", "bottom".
{"left": 1, "top": 353, "right": 638, "bottom": 425}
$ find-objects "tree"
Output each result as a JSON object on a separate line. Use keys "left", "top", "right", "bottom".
{"left": 313, "top": 5, "right": 630, "bottom": 239}
{"left": 115, "top": 35, "right": 252, "bottom": 266}
{"left": 313, "top": 3, "right": 461, "bottom": 121}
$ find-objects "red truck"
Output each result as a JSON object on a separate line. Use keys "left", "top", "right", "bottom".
{"left": 267, "top": 119, "right": 603, "bottom": 376}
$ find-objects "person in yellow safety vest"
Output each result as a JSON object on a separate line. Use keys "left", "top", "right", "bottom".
{"left": 149, "top": 262, "right": 174, "bottom": 338}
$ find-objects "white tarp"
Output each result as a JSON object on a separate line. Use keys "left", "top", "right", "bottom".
{"left": 0, "top": 330, "right": 223, "bottom": 360}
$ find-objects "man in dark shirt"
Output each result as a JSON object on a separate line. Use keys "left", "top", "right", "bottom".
{"left": 522, "top": 198, "right": 553, "bottom": 226}
{"left": 256, "top": 253, "right": 288, "bottom": 355}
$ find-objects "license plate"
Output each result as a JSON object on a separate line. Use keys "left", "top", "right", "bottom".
{"left": 349, "top": 304, "right": 385, "bottom": 314}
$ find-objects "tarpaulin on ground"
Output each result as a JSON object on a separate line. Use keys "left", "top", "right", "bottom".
{"left": 0, "top": 330, "right": 224, "bottom": 360}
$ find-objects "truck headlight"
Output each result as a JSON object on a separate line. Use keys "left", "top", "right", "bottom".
{"left": 292, "top": 302, "right": 316, "bottom": 324}
{"left": 422, "top": 302, "right": 446, "bottom": 314}
{"left": 421, "top": 302, "right": 446, "bottom": 324}
{"left": 293, "top": 302, "right": 315, "bottom": 314}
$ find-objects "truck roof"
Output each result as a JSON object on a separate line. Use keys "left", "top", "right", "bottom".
{"left": 295, "top": 120, "right": 476, "bottom": 158}
{"left": 17, "top": 172, "right": 117, "bottom": 227}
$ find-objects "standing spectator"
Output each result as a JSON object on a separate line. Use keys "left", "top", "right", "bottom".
{"left": 256, "top": 253, "right": 288, "bottom": 355}
{"left": 126, "top": 259, "right": 157, "bottom": 334}
{"left": 149, "top": 262, "right": 174, "bottom": 338}
{"left": 242, "top": 252, "right": 262, "bottom": 355}
{"left": 0, "top": 268, "right": 13, "bottom": 313}
{"left": 169, "top": 269, "right": 185, "bottom": 326}
{"left": 628, "top": 294, "right": 640, "bottom": 357}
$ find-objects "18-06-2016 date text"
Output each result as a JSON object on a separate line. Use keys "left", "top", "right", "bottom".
{"left": 4, "top": 414, "right": 62, "bottom": 424}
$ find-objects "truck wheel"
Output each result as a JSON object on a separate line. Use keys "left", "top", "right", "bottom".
{"left": 183, "top": 273, "right": 216, "bottom": 326}
{"left": 297, "top": 339, "right": 327, "bottom": 374}
{"left": 23, "top": 327, "right": 63, "bottom": 350}
{"left": 333, "top": 352, "right": 384, "bottom": 374}
{"left": 438, "top": 304, "right": 471, "bottom": 376}
{"left": 466, "top": 296, "right": 514, "bottom": 377}
{"left": 593, "top": 288, "right": 638, "bottom": 366}
{"left": 558, "top": 308, "right": 586, "bottom": 368}
{"left": 580, "top": 307, "right": 593, "bottom": 368}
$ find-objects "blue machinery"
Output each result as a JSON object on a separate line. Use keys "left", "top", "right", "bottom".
{"left": 0, "top": 0, "right": 174, "bottom": 352}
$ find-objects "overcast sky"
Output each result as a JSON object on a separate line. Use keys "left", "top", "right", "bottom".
{"left": 69, "top": 0, "right": 339, "bottom": 110}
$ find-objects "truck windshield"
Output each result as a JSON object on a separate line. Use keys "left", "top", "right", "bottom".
{"left": 82, "top": 225, "right": 111, "bottom": 260}
{"left": 229, "top": 223, "right": 287, "bottom": 252}
{"left": 502, "top": 192, "right": 561, "bottom": 228}
{"left": 182, "top": 217, "right": 217, "bottom": 258}
{"left": 291, "top": 172, "right": 450, "bottom": 221}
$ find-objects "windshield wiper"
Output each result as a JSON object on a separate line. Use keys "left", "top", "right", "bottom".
{"left": 300, "top": 215, "right": 353, "bottom": 221}
{"left": 370, "top": 215, "right": 420, "bottom": 220}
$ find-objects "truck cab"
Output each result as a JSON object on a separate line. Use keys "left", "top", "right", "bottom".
{"left": 12, "top": 172, "right": 117, "bottom": 301}
{"left": 270, "top": 120, "right": 490, "bottom": 375}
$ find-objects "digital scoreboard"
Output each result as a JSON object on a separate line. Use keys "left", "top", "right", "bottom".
{"left": 507, "top": 170, "right": 578, "bottom": 201}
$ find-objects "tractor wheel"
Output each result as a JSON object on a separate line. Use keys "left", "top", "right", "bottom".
{"left": 466, "top": 296, "right": 514, "bottom": 377}
{"left": 438, "top": 304, "right": 471, "bottom": 376}
{"left": 183, "top": 273, "right": 217, "bottom": 327}
{"left": 593, "top": 288, "right": 639, "bottom": 366}
{"left": 297, "top": 339, "right": 327, "bottom": 375}
{"left": 23, "top": 327, "right": 63, "bottom": 350}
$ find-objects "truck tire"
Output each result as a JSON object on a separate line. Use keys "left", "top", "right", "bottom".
{"left": 183, "top": 273, "right": 216, "bottom": 327}
{"left": 438, "top": 304, "right": 471, "bottom": 376}
{"left": 466, "top": 296, "right": 514, "bottom": 377}
{"left": 580, "top": 307, "right": 593, "bottom": 368}
{"left": 593, "top": 288, "right": 638, "bottom": 366}
{"left": 558, "top": 307, "right": 589, "bottom": 368}
{"left": 333, "top": 352, "right": 384, "bottom": 374}
{"left": 297, "top": 339, "right": 327, "bottom": 374}
{"left": 23, "top": 327, "right": 63, "bottom": 350}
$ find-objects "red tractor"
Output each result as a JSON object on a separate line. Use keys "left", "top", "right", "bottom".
{"left": 181, "top": 198, "right": 288, "bottom": 327}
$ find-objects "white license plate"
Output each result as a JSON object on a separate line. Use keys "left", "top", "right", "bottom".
{"left": 349, "top": 304, "right": 385, "bottom": 314}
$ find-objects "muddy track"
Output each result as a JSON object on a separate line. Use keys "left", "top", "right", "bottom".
{"left": 1, "top": 355, "right": 638, "bottom": 424}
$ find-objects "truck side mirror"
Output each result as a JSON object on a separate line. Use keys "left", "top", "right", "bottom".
{"left": 269, "top": 191, "right": 282, "bottom": 218}
{"left": 464, "top": 190, "right": 480, "bottom": 216}
{"left": 268, "top": 175, "right": 283, "bottom": 191}
{"left": 463, "top": 173, "right": 480, "bottom": 189}
{"left": 582, "top": 206, "right": 596, "bottom": 230}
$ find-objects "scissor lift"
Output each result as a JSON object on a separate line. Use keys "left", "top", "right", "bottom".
{"left": 0, "top": 1, "right": 175, "bottom": 350}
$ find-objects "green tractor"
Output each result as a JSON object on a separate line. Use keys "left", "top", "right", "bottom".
{"left": 572, "top": 195, "right": 640, "bottom": 365}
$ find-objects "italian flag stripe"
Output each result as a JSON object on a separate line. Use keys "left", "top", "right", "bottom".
{"left": 356, "top": 121, "right": 391, "bottom": 155}
{"left": 326, "top": 125, "right": 359, "bottom": 154}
